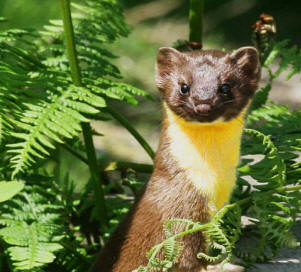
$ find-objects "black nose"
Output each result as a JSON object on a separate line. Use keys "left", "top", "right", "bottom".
{"left": 195, "top": 104, "right": 211, "bottom": 114}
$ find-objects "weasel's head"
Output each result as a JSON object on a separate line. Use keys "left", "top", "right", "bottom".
{"left": 156, "top": 47, "right": 260, "bottom": 122}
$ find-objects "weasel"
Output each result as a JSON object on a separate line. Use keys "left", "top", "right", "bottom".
{"left": 91, "top": 46, "right": 260, "bottom": 272}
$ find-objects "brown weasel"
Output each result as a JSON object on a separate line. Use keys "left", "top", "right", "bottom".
{"left": 90, "top": 47, "right": 260, "bottom": 272}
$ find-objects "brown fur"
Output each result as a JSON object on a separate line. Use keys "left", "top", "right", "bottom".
{"left": 90, "top": 48, "right": 260, "bottom": 272}
{"left": 90, "top": 119, "right": 210, "bottom": 272}
{"left": 156, "top": 48, "right": 260, "bottom": 122}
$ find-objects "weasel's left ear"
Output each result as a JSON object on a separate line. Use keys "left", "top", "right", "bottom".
{"left": 230, "top": 47, "right": 260, "bottom": 78}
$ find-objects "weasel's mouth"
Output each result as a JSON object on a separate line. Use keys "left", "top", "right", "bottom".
{"left": 194, "top": 103, "right": 212, "bottom": 115}
{"left": 170, "top": 103, "right": 225, "bottom": 123}
{"left": 191, "top": 103, "right": 217, "bottom": 120}
{"left": 187, "top": 104, "right": 226, "bottom": 123}
{"left": 190, "top": 112, "right": 221, "bottom": 123}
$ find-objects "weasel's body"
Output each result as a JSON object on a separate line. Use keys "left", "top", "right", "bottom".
{"left": 91, "top": 47, "right": 260, "bottom": 272}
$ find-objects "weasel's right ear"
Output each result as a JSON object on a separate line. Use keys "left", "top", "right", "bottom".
{"left": 156, "top": 47, "right": 183, "bottom": 88}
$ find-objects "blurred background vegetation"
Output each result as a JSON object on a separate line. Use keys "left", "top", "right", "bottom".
{"left": 1, "top": 0, "right": 300, "bottom": 166}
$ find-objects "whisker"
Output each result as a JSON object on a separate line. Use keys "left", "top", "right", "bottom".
{"left": 219, "top": 99, "right": 235, "bottom": 106}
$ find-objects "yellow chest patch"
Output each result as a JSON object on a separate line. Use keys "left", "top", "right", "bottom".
{"left": 165, "top": 105, "right": 246, "bottom": 215}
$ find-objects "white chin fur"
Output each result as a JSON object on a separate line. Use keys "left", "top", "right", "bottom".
{"left": 189, "top": 116, "right": 225, "bottom": 125}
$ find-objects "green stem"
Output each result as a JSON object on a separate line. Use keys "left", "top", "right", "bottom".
{"left": 105, "top": 106, "right": 155, "bottom": 160}
{"left": 59, "top": 0, "right": 107, "bottom": 227}
{"left": 59, "top": 0, "right": 81, "bottom": 86}
{"left": 61, "top": 143, "right": 89, "bottom": 165}
{"left": 61, "top": 143, "right": 153, "bottom": 174}
{"left": 105, "top": 161, "right": 153, "bottom": 173}
{"left": 271, "top": 184, "right": 301, "bottom": 194}
{"left": 234, "top": 184, "right": 301, "bottom": 207}
{"left": 189, "top": 0, "right": 204, "bottom": 44}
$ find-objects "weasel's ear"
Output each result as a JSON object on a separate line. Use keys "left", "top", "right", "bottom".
{"left": 156, "top": 47, "right": 183, "bottom": 77}
{"left": 230, "top": 47, "right": 260, "bottom": 77}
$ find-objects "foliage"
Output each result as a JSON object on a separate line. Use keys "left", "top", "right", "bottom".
{"left": 0, "top": 1, "right": 300, "bottom": 272}
{"left": 0, "top": 179, "right": 64, "bottom": 270}
{"left": 0, "top": 181, "right": 24, "bottom": 203}
{"left": 0, "top": 0, "right": 148, "bottom": 271}
{"left": 0, "top": 0, "right": 148, "bottom": 178}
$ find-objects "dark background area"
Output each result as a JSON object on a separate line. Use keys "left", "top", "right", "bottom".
{"left": 1, "top": 0, "right": 300, "bottom": 45}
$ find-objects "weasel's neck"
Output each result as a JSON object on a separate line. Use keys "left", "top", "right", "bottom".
{"left": 164, "top": 104, "right": 247, "bottom": 214}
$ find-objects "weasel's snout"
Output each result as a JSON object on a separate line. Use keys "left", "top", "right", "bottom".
{"left": 195, "top": 103, "right": 212, "bottom": 114}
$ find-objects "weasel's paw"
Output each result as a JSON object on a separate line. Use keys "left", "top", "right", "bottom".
{"left": 204, "top": 263, "right": 244, "bottom": 272}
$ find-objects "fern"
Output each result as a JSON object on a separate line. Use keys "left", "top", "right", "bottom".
{"left": 0, "top": 175, "right": 102, "bottom": 272}
{"left": 0, "top": 181, "right": 65, "bottom": 271}
{"left": 233, "top": 127, "right": 300, "bottom": 262}
{"left": 134, "top": 205, "right": 242, "bottom": 271}
{"left": 251, "top": 39, "right": 301, "bottom": 111}
{"left": 264, "top": 40, "right": 301, "bottom": 80}
{"left": 0, "top": 0, "right": 149, "bottom": 178}
{"left": 0, "top": 1, "right": 149, "bottom": 270}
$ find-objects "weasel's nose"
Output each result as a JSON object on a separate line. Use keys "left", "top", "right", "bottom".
{"left": 195, "top": 104, "right": 212, "bottom": 114}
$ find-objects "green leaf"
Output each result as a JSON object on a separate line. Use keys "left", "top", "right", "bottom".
{"left": 0, "top": 181, "right": 24, "bottom": 203}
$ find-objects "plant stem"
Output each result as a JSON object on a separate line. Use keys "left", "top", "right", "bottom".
{"left": 234, "top": 184, "right": 301, "bottom": 207}
{"left": 105, "top": 161, "right": 153, "bottom": 173}
{"left": 59, "top": 0, "right": 107, "bottom": 227}
{"left": 59, "top": 0, "right": 81, "bottom": 86}
{"left": 61, "top": 143, "right": 153, "bottom": 174}
{"left": 61, "top": 143, "right": 89, "bottom": 165}
{"left": 189, "top": 0, "right": 204, "bottom": 44}
{"left": 105, "top": 106, "right": 155, "bottom": 160}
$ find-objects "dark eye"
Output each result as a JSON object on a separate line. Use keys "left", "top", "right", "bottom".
{"left": 180, "top": 84, "right": 190, "bottom": 95}
{"left": 219, "top": 84, "right": 232, "bottom": 95}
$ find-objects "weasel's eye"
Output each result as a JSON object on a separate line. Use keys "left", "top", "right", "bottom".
{"left": 180, "top": 84, "right": 190, "bottom": 94}
{"left": 218, "top": 84, "right": 232, "bottom": 95}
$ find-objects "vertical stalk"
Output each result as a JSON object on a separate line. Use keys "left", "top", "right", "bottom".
{"left": 59, "top": 0, "right": 107, "bottom": 228}
{"left": 189, "top": 0, "right": 204, "bottom": 44}
{"left": 105, "top": 107, "right": 155, "bottom": 160}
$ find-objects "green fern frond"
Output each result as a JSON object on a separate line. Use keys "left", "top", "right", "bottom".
{"left": 0, "top": 181, "right": 65, "bottom": 271}
{"left": 2, "top": 222, "right": 63, "bottom": 270}
{"left": 163, "top": 238, "right": 182, "bottom": 263}
{"left": 265, "top": 40, "right": 301, "bottom": 80}
{"left": 233, "top": 122, "right": 300, "bottom": 263}
{"left": 241, "top": 128, "right": 286, "bottom": 190}
{"left": 7, "top": 82, "right": 106, "bottom": 177}
{"left": 0, "top": 0, "right": 148, "bottom": 177}
{"left": 85, "top": 77, "right": 150, "bottom": 105}
{"left": 250, "top": 40, "right": 301, "bottom": 111}
{"left": 250, "top": 84, "right": 271, "bottom": 111}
